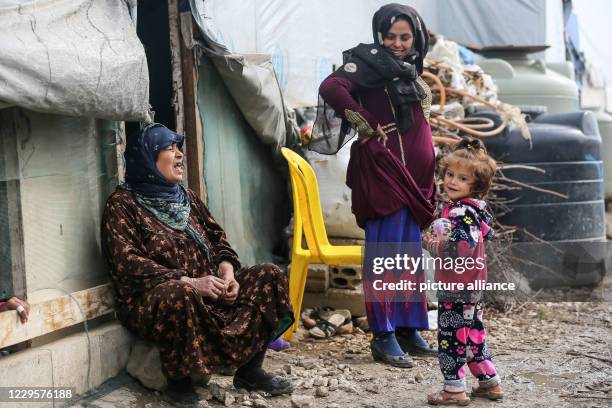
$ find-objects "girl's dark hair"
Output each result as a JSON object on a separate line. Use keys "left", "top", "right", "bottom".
{"left": 439, "top": 137, "right": 498, "bottom": 198}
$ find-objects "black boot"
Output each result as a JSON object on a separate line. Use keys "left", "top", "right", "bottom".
{"left": 233, "top": 350, "right": 294, "bottom": 396}
{"left": 164, "top": 377, "right": 206, "bottom": 407}
{"left": 396, "top": 327, "right": 437, "bottom": 355}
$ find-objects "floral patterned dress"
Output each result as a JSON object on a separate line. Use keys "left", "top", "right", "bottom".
{"left": 101, "top": 188, "right": 293, "bottom": 380}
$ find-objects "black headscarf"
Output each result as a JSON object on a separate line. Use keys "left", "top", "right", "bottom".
{"left": 371, "top": 3, "right": 429, "bottom": 74}
{"left": 309, "top": 3, "right": 429, "bottom": 155}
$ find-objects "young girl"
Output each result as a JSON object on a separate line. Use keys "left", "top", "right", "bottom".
{"left": 424, "top": 137, "right": 503, "bottom": 406}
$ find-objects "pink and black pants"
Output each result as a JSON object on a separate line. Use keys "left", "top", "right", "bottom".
{"left": 437, "top": 300, "right": 500, "bottom": 392}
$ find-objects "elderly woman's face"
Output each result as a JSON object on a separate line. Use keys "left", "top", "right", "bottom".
{"left": 383, "top": 19, "right": 414, "bottom": 59}
{"left": 156, "top": 143, "right": 184, "bottom": 184}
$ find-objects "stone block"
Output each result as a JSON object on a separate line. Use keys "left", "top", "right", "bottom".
{"left": 0, "top": 348, "right": 53, "bottom": 408}
{"left": 126, "top": 340, "right": 166, "bottom": 391}
{"left": 96, "top": 323, "right": 134, "bottom": 386}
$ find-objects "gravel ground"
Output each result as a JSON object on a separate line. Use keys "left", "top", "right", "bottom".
{"left": 69, "top": 301, "right": 611, "bottom": 408}
{"left": 66, "top": 212, "right": 612, "bottom": 407}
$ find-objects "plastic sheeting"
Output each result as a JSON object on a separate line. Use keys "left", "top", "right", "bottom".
{"left": 202, "top": 0, "right": 570, "bottom": 109}
{"left": 210, "top": 54, "right": 295, "bottom": 147}
{"left": 202, "top": 0, "right": 438, "bottom": 109}
{"left": 189, "top": 0, "right": 298, "bottom": 148}
{"left": 0, "top": 108, "right": 119, "bottom": 302}
{"left": 438, "top": 0, "right": 546, "bottom": 48}
{"left": 305, "top": 145, "right": 364, "bottom": 239}
{"left": 573, "top": 0, "right": 612, "bottom": 111}
{"left": 198, "top": 56, "right": 290, "bottom": 265}
{"left": 0, "top": 0, "right": 149, "bottom": 121}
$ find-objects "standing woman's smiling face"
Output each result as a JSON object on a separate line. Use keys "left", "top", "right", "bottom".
{"left": 382, "top": 18, "right": 414, "bottom": 59}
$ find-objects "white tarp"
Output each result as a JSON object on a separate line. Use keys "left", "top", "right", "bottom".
{"left": 203, "top": 0, "right": 437, "bottom": 109}
{"left": 573, "top": 0, "right": 612, "bottom": 111}
{"left": 0, "top": 0, "right": 150, "bottom": 121}
{"left": 189, "top": 0, "right": 299, "bottom": 148}
{"left": 203, "top": 0, "right": 569, "bottom": 109}
{"left": 306, "top": 144, "right": 364, "bottom": 239}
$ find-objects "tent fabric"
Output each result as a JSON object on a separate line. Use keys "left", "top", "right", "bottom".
{"left": 437, "top": 0, "right": 546, "bottom": 48}
{"left": 201, "top": 0, "right": 567, "bottom": 108}
{"left": 188, "top": 0, "right": 299, "bottom": 148}
{"left": 0, "top": 0, "right": 149, "bottom": 121}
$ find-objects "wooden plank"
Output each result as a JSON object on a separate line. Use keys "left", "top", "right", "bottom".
{"left": 167, "top": 0, "right": 185, "bottom": 135}
{"left": 195, "top": 90, "right": 208, "bottom": 205}
{"left": 5, "top": 178, "right": 25, "bottom": 298}
{"left": 179, "top": 11, "right": 206, "bottom": 202}
{"left": 0, "top": 283, "right": 115, "bottom": 348}
{"left": 0, "top": 109, "right": 26, "bottom": 300}
{"left": 167, "top": 0, "right": 192, "bottom": 191}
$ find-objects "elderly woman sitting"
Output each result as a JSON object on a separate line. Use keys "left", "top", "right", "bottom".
{"left": 101, "top": 124, "right": 294, "bottom": 405}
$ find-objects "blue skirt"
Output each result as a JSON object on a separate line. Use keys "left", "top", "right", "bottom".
{"left": 363, "top": 207, "right": 429, "bottom": 333}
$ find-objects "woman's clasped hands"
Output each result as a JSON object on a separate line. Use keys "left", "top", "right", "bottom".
{"left": 181, "top": 262, "right": 239, "bottom": 303}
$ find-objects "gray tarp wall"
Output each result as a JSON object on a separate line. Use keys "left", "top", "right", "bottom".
{"left": 0, "top": 0, "right": 149, "bottom": 121}
{"left": 198, "top": 56, "right": 289, "bottom": 266}
{"left": 0, "top": 0, "right": 143, "bottom": 301}
{"left": 0, "top": 108, "right": 119, "bottom": 302}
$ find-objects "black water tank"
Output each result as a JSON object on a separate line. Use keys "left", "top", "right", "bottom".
{"left": 475, "top": 111, "right": 606, "bottom": 289}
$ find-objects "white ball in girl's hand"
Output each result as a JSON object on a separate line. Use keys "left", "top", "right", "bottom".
{"left": 428, "top": 218, "right": 452, "bottom": 241}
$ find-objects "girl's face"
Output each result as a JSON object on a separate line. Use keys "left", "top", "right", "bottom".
{"left": 382, "top": 19, "right": 414, "bottom": 60}
{"left": 156, "top": 143, "right": 184, "bottom": 184}
{"left": 444, "top": 161, "right": 474, "bottom": 200}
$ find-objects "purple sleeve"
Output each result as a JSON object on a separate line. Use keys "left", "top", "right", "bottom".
{"left": 319, "top": 76, "right": 380, "bottom": 133}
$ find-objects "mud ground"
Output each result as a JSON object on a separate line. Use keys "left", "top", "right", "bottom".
{"left": 68, "top": 300, "right": 611, "bottom": 408}
{"left": 66, "top": 212, "right": 612, "bottom": 407}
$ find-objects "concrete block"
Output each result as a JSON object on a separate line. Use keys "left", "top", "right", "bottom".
{"left": 329, "top": 264, "right": 362, "bottom": 290}
{"left": 303, "top": 285, "right": 365, "bottom": 317}
{"left": 0, "top": 348, "right": 54, "bottom": 388}
{"left": 0, "top": 321, "right": 133, "bottom": 408}
{"left": 95, "top": 323, "right": 134, "bottom": 386}
{"left": 304, "top": 264, "right": 329, "bottom": 293}
{"left": 49, "top": 329, "right": 92, "bottom": 395}
{"left": 126, "top": 340, "right": 166, "bottom": 391}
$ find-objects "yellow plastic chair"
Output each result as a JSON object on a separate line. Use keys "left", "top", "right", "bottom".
{"left": 280, "top": 147, "right": 363, "bottom": 340}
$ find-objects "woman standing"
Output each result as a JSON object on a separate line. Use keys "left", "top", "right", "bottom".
{"left": 313, "top": 3, "right": 437, "bottom": 367}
